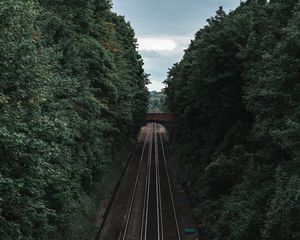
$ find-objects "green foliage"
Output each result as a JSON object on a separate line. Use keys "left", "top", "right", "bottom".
{"left": 262, "top": 168, "right": 300, "bottom": 240}
{"left": 165, "top": 1, "right": 300, "bottom": 240}
{"left": 0, "top": 0, "right": 148, "bottom": 239}
{"left": 148, "top": 91, "right": 167, "bottom": 112}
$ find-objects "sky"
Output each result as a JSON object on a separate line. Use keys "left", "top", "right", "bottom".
{"left": 112, "top": 0, "right": 241, "bottom": 91}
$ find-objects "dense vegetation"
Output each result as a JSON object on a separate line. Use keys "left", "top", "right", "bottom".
{"left": 148, "top": 91, "right": 167, "bottom": 112}
{"left": 165, "top": 0, "right": 300, "bottom": 239}
{"left": 0, "top": 0, "right": 148, "bottom": 239}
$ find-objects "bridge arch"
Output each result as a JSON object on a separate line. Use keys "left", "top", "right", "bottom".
{"left": 145, "top": 113, "right": 176, "bottom": 138}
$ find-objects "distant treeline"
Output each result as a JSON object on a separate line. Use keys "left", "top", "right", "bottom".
{"left": 0, "top": 0, "right": 148, "bottom": 239}
{"left": 165, "top": 1, "right": 299, "bottom": 239}
{"left": 148, "top": 91, "right": 167, "bottom": 112}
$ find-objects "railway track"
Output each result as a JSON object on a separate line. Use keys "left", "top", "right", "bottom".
{"left": 121, "top": 123, "right": 181, "bottom": 240}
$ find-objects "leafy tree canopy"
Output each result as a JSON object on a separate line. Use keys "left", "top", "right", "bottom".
{"left": 0, "top": 0, "right": 148, "bottom": 239}
{"left": 165, "top": 1, "right": 300, "bottom": 239}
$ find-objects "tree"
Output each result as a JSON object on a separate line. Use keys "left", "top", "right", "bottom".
{"left": 0, "top": 0, "right": 148, "bottom": 239}
{"left": 164, "top": 1, "right": 300, "bottom": 239}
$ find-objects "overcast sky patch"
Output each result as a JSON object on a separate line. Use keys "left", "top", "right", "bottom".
{"left": 138, "top": 38, "right": 177, "bottom": 51}
{"left": 113, "top": 0, "right": 241, "bottom": 91}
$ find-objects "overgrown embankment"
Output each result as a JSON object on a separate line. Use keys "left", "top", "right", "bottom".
{"left": 165, "top": 1, "right": 299, "bottom": 239}
{"left": 0, "top": 0, "right": 148, "bottom": 239}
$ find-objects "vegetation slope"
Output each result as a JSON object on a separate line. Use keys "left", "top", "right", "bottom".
{"left": 165, "top": 0, "right": 300, "bottom": 239}
{"left": 0, "top": 0, "right": 148, "bottom": 239}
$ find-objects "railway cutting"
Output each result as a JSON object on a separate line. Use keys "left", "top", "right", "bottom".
{"left": 98, "top": 123, "right": 198, "bottom": 240}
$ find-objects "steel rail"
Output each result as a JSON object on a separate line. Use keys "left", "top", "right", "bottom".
{"left": 122, "top": 124, "right": 151, "bottom": 240}
{"left": 155, "top": 123, "right": 164, "bottom": 240}
{"left": 159, "top": 130, "right": 181, "bottom": 240}
{"left": 143, "top": 123, "right": 153, "bottom": 240}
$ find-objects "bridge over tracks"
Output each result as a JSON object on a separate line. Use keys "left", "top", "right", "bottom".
{"left": 146, "top": 112, "right": 176, "bottom": 123}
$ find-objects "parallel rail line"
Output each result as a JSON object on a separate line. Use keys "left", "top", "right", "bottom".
{"left": 158, "top": 127, "right": 181, "bottom": 240}
{"left": 121, "top": 123, "right": 181, "bottom": 240}
{"left": 122, "top": 125, "right": 151, "bottom": 240}
{"left": 155, "top": 123, "right": 163, "bottom": 240}
{"left": 142, "top": 122, "right": 153, "bottom": 240}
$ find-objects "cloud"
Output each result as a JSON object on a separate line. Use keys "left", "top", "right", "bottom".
{"left": 138, "top": 36, "right": 191, "bottom": 55}
{"left": 148, "top": 79, "right": 165, "bottom": 92}
{"left": 138, "top": 38, "right": 177, "bottom": 51}
{"left": 138, "top": 35, "right": 191, "bottom": 91}
{"left": 113, "top": 0, "right": 241, "bottom": 90}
